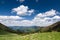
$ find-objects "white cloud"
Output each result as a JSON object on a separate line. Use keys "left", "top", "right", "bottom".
{"left": 53, "top": 16, "right": 60, "bottom": 19}
{"left": 18, "top": 20, "right": 34, "bottom": 26}
{"left": 1, "top": 20, "right": 34, "bottom": 26}
{"left": 36, "top": 9, "right": 56, "bottom": 18}
{"left": 32, "top": 9, "right": 60, "bottom": 26}
{"left": 0, "top": 15, "right": 24, "bottom": 26}
{"left": 12, "top": 5, "right": 34, "bottom": 16}
{"left": 1, "top": 9, "right": 60, "bottom": 26}
{"left": 52, "top": 16, "right": 60, "bottom": 22}
{"left": 0, "top": 16, "right": 23, "bottom": 20}
{"left": 44, "top": 9, "right": 56, "bottom": 16}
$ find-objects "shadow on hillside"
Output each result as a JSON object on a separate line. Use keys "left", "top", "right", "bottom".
{"left": 0, "top": 31, "right": 11, "bottom": 35}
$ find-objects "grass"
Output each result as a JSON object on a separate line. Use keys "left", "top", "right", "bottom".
{"left": 0, "top": 32, "right": 60, "bottom": 40}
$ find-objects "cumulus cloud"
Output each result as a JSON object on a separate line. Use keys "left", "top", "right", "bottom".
{"left": 32, "top": 9, "right": 60, "bottom": 26}
{"left": 0, "top": 20, "right": 33, "bottom": 26}
{"left": 12, "top": 5, "right": 34, "bottom": 16}
{"left": 36, "top": 9, "right": 56, "bottom": 18}
{"left": 1, "top": 9, "right": 60, "bottom": 26}
{"left": 18, "top": 20, "right": 34, "bottom": 26}
{"left": 0, "top": 16, "right": 24, "bottom": 26}
{"left": 44, "top": 9, "right": 56, "bottom": 16}
{"left": 0, "top": 16, "right": 23, "bottom": 20}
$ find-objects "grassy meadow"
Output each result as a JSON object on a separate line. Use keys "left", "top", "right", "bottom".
{"left": 0, "top": 32, "right": 60, "bottom": 40}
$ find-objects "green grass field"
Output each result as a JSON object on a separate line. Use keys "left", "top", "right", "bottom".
{"left": 0, "top": 32, "right": 60, "bottom": 40}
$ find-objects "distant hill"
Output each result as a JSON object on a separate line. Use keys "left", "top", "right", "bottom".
{"left": 0, "top": 23, "right": 40, "bottom": 34}
{"left": 9, "top": 26, "right": 40, "bottom": 34}
{"left": 40, "top": 21, "right": 60, "bottom": 32}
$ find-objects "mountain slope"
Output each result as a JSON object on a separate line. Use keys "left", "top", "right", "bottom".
{"left": 40, "top": 21, "right": 60, "bottom": 32}
{"left": 51, "top": 21, "right": 60, "bottom": 31}
{"left": 0, "top": 23, "right": 17, "bottom": 34}
{"left": 0, "top": 23, "right": 9, "bottom": 31}
{"left": 0, "top": 23, "right": 11, "bottom": 35}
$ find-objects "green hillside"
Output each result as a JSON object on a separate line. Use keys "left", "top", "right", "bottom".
{"left": 0, "top": 32, "right": 60, "bottom": 40}
{"left": 0, "top": 23, "right": 8, "bottom": 34}
{"left": 0, "top": 23, "right": 14, "bottom": 35}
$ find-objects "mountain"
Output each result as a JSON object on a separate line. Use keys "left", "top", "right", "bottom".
{"left": 0, "top": 23, "right": 9, "bottom": 31}
{"left": 51, "top": 21, "right": 60, "bottom": 31}
{"left": 0, "top": 23, "right": 40, "bottom": 34}
{"left": 0, "top": 21, "right": 60, "bottom": 34}
{"left": 9, "top": 26, "right": 40, "bottom": 33}
{"left": 0, "top": 23, "right": 18, "bottom": 34}
{"left": 0, "top": 23, "right": 10, "bottom": 35}
{"left": 40, "top": 21, "right": 60, "bottom": 32}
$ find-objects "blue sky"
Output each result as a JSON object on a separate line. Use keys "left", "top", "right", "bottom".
{"left": 0, "top": 0, "right": 60, "bottom": 26}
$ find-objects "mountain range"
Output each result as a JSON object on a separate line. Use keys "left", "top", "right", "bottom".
{"left": 0, "top": 21, "right": 60, "bottom": 34}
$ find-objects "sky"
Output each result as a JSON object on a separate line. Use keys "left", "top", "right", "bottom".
{"left": 0, "top": 0, "right": 60, "bottom": 26}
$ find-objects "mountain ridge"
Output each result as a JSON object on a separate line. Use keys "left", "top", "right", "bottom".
{"left": 40, "top": 21, "right": 60, "bottom": 32}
